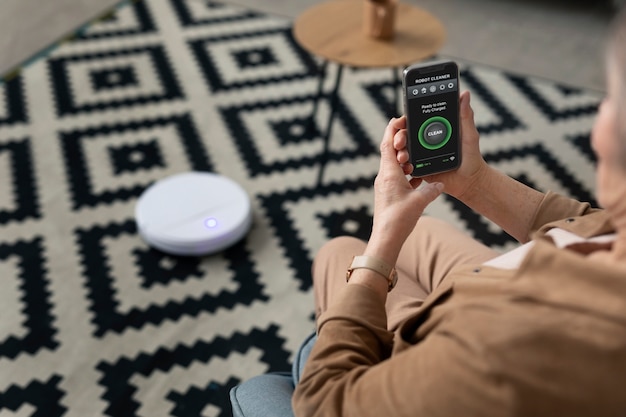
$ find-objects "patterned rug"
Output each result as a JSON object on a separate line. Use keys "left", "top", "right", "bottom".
{"left": 0, "top": 0, "right": 602, "bottom": 415}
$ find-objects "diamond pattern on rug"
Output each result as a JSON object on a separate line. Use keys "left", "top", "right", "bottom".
{"left": 170, "top": 0, "right": 262, "bottom": 27}
{"left": 78, "top": 0, "right": 156, "bottom": 40}
{"left": 259, "top": 177, "right": 376, "bottom": 291}
{"left": 508, "top": 74, "right": 601, "bottom": 121}
{"left": 0, "top": 375, "right": 66, "bottom": 416}
{"left": 59, "top": 114, "right": 212, "bottom": 209}
{"left": 190, "top": 27, "right": 317, "bottom": 92}
{"left": 0, "top": 0, "right": 601, "bottom": 415}
{"left": 0, "top": 238, "right": 57, "bottom": 359}
{"left": 97, "top": 325, "right": 288, "bottom": 417}
{"left": 221, "top": 94, "right": 375, "bottom": 177}
{"left": 0, "top": 76, "right": 27, "bottom": 125}
{"left": 0, "top": 139, "right": 40, "bottom": 224}
{"left": 48, "top": 45, "right": 184, "bottom": 116}
{"left": 77, "top": 218, "right": 266, "bottom": 337}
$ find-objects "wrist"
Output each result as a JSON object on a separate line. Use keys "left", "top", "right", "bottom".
{"left": 346, "top": 268, "right": 389, "bottom": 302}
{"left": 346, "top": 255, "right": 398, "bottom": 298}
{"left": 363, "top": 234, "right": 402, "bottom": 267}
{"left": 454, "top": 162, "right": 493, "bottom": 203}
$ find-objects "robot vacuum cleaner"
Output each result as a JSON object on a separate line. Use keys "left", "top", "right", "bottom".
{"left": 135, "top": 172, "right": 252, "bottom": 256}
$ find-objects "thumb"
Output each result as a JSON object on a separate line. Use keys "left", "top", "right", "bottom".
{"left": 412, "top": 182, "right": 444, "bottom": 208}
{"left": 459, "top": 91, "right": 479, "bottom": 140}
{"left": 379, "top": 122, "right": 405, "bottom": 175}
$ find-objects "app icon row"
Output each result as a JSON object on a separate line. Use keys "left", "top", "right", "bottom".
{"left": 411, "top": 82, "right": 455, "bottom": 96}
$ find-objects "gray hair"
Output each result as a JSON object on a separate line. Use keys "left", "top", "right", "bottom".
{"left": 607, "top": 6, "right": 626, "bottom": 165}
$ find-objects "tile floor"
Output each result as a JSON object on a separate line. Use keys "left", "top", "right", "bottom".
{"left": 0, "top": 0, "right": 617, "bottom": 91}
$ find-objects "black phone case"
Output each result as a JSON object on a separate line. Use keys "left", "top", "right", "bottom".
{"left": 402, "top": 60, "right": 461, "bottom": 177}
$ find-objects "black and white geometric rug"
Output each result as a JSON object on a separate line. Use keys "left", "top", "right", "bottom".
{"left": 0, "top": 0, "right": 602, "bottom": 415}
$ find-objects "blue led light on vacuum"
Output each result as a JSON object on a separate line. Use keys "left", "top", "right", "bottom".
{"left": 204, "top": 217, "right": 218, "bottom": 229}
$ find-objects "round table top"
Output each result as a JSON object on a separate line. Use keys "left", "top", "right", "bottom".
{"left": 293, "top": 0, "right": 446, "bottom": 68}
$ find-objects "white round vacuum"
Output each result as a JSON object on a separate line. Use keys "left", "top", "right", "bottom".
{"left": 135, "top": 172, "right": 252, "bottom": 256}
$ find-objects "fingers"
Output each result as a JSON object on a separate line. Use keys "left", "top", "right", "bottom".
{"left": 380, "top": 117, "right": 405, "bottom": 160}
{"left": 393, "top": 129, "right": 407, "bottom": 151}
{"left": 416, "top": 182, "right": 445, "bottom": 205}
{"left": 460, "top": 90, "right": 471, "bottom": 116}
{"left": 380, "top": 116, "right": 413, "bottom": 177}
{"left": 408, "top": 177, "right": 423, "bottom": 189}
{"left": 459, "top": 90, "right": 479, "bottom": 142}
{"left": 384, "top": 118, "right": 410, "bottom": 163}
{"left": 394, "top": 130, "right": 409, "bottom": 163}
{"left": 401, "top": 163, "right": 414, "bottom": 176}
{"left": 390, "top": 115, "right": 406, "bottom": 131}
{"left": 427, "top": 181, "right": 445, "bottom": 195}
{"left": 382, "top": 117, "right": 405, "bottom": 144}
{"left": 393, "top": 124, "right": 413, "bottom": 175}
{"left": 379, "top": 124, "right": 400, "bottom": 167}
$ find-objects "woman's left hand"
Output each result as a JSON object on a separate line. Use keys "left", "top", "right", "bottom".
{"left": 367, "top": 117, "right": 444, "bottom": 264}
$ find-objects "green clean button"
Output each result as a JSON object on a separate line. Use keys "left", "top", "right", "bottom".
{"left": 418, "top": 116, "right": 452, "bottom": 150}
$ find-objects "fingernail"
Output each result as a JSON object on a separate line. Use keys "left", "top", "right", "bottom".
{"left": 435, "top": 183, "right": 444, "bottom": 192}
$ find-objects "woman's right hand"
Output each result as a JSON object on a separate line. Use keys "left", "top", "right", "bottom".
{"left": 397, "top": 90, "right": 491, "bottom": 201}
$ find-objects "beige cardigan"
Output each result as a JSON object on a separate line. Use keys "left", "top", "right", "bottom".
{"left": 293, "top": 193, "right": 626, "bottom": 417}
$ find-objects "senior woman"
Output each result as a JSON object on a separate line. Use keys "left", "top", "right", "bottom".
{"left": 291, "top": 9, "right": 626, "bottom": 417}
{"left": 230, "top": 8, "right": 626, "bottom": 417}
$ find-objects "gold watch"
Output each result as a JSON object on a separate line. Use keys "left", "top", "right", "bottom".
{"left": 346, "top": 255, "right": 398, "bottom": 292}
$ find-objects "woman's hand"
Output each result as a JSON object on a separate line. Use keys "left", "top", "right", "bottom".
{"left": 366, "top": 118, "right": 444, "bottom": 265}
{"left": 396, "top": 90, "right": 491, "bottom": 202}
{"left": 396, "top": 90, "right": 545, "bottom": 243}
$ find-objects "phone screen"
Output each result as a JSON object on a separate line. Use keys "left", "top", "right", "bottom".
{"left": 403, "top": 61, "right": 460, "bottom": 177}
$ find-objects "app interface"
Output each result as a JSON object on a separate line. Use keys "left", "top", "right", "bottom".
{"left": 405, "top": 67, "right": 459, "bottom": 176}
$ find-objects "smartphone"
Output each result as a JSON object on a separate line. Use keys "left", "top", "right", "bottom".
{"left": 402, "top": 60, "right": 461, "bottom": 177}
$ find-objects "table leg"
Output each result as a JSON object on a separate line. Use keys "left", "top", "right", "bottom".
{"left": 307, "top": 60, "right": 328, "bottom": 135}
{"left": 316, "top": 64, "right": 344, "bottom": 186}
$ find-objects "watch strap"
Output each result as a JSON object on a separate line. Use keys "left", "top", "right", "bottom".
{"left": 346, "top": 255, "right": 398, "bottom": 292}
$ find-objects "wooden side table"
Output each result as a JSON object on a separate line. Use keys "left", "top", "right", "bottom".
{"left": 293, "top": 0, "right": 446, "bottom": 184}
